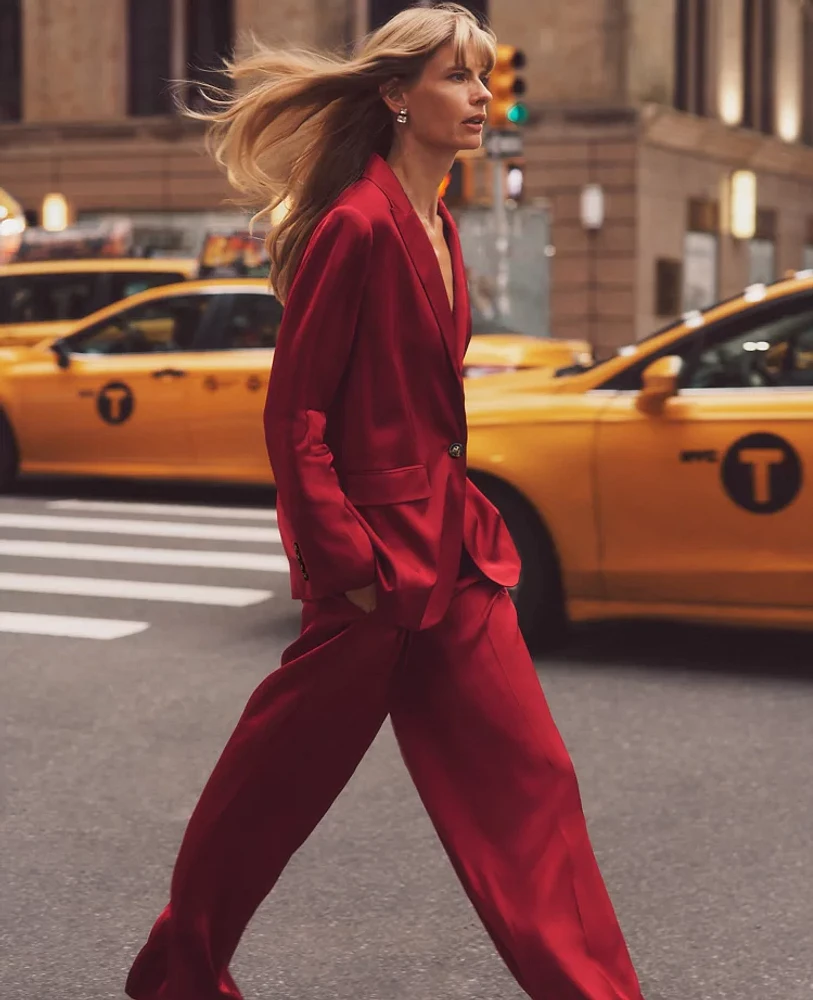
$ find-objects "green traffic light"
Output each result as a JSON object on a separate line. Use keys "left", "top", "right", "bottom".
{"left": 506, "top": 103, "right": 528, "bottom": 125}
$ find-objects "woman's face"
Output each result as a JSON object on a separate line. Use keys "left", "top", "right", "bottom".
{"left": 390, "top": 40, "right": 493, "bottom": 154}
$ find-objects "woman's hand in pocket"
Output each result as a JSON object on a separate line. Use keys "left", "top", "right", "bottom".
{"left": 345, "top": 582, "right": 377, "bottom": 613}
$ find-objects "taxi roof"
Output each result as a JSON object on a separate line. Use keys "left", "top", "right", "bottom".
{"left": 465, "top": 271, "right": 813, "bottom": 402}
{"left": 0, "top": 257, "right": 199, "bottom": 276}
{"left": 566, "top": 270, "right": 813, "bottom": 392}
{"left": 47, "top": 276, "right": 275, "bottom": 337}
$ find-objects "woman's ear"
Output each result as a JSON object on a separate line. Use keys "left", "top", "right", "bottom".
{"left": 379, "top": 78, "right": 406, "bottom": 116}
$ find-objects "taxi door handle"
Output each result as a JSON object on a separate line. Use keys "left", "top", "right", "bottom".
{"left": 151, "top": 368, "right": 187, "bottom": 379}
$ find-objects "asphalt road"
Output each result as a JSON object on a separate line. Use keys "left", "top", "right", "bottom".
{"left": 2, "top": 477, "right": 812, "bottom": 1000}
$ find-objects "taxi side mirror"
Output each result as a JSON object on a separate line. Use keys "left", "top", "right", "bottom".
{"left": 636, "top": 355, "right": 683, "bottom": 415}
{"left": 51, "top": 340, "right": 71, "bottom": 370}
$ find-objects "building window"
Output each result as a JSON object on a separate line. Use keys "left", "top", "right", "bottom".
{"left": 748, "top": 208, "right": 777, "bottom": 283}
{"left": 368, "top": 0, "right": 487, "bottom": 31}
{"left": 0, "top": 0, "right": 22, "bottom": 122}
{"left": 682, "top": 198, "right": 719, "bottom": 310}
{"left": 742, "top": 0, "right": 776, "bottom": 134}
{"left": 185, "top": 0, "right": 235, "bottom": 110}
{"left": 803, "top": 219, "right": 813, "bottom": 271}
{"left": 128, "top": 0, "right": 234, "bottom": 117}
{"left": 128, "top": 0, "right": 173, "bottom": 116}
{"left": 674, "top": 0, "right": 708, "bottom": 115}
{"left": 804, "top": 5, "right": 813, "bottom": 145}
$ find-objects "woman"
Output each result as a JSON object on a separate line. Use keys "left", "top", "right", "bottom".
{"left": 125, "top": 5, "right": 647, "bottom": 999}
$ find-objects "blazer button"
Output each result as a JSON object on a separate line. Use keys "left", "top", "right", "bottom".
{"left": 448, "top": 442, "right": 464, "bottom": 459}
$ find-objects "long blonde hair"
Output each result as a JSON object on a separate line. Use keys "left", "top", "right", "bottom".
{"left": 187, "top": 3, "right": 496, "bottom": 303}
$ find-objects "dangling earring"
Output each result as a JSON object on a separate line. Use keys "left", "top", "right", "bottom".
{"left": 396, "top": 107, "right": 408, "bottom": 124}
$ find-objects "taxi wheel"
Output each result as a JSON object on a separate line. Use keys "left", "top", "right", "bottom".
{"left": 474, "top": 475, "right": 567, "bottom": 653}
{"left": 0, "top": 412, "right": 19, "bottom": 492}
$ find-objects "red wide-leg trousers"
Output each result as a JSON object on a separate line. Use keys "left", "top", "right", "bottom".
{"left": 125, "top": 552, "right": 645, "bottom": 1000}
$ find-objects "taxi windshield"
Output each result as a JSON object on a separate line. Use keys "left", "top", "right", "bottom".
{"left": 551, "top": 300, "right": 735, "bottom": 378}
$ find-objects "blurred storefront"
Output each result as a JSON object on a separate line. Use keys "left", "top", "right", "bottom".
{"left": 2, "top": 0, "right": 813, "bottom": 354}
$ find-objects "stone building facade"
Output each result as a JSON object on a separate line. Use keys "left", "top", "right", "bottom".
{"left": 2, "top": 0, "right": 813, "bottom": 353}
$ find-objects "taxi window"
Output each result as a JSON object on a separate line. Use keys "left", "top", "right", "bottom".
{"left": 216, "top": 293, "right": 282, "bottom": 350}
{"left": 599, "top": 293, "right": 813, "bottom": 392}
{"left": 107, "top": 270, "right": 189, "bottom": 303}
{"left": 685, "top": 299, "right": 813, "bottom": 389}
{"left": 67, "top": 294, "right": 214, "bottom": 355}
{"left": 1, "top": 272, "right": 99, "bottom": 323}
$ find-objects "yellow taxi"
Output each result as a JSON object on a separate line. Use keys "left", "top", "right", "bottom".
{"left": 0, "top": 257, "right": 199, "bottom": 348}
{"left": 0, "top": 277, "right": 569, "bottom": 490}
{"left": 463, "top": 321, "right": 592, "bottom": 378}
{"left": 463, "top": 271, "right": 813, "bottom": 646}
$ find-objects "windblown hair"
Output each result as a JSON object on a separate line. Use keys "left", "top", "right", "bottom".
{"left": 185, "top": 3, "right": 496, "bottom": 303}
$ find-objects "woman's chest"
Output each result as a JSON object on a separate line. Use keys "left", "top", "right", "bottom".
{"left": 424, "top": 228, "right": 455, "bottom": 313}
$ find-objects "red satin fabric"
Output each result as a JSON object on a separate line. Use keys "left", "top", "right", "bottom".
{"left": 125, "top": 556, "right": 645, "bottom": 1000}
{"left": 263, "top": 153, "right": 522, "bottom": 630}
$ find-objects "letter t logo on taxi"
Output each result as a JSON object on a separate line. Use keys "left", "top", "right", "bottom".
{"left": 737, "top": 448, "right": 784, "bottom": 505}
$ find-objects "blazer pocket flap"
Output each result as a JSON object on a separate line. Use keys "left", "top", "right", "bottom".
{"left": 343, "top": 464, "right": 432, "bottom": 506}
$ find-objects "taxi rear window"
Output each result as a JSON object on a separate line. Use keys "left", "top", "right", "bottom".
{"left": 0, "top": 272, "right": 98, "bottom": 324}
{"left": 107, "top": 270, "right": 189, "bottom": 302}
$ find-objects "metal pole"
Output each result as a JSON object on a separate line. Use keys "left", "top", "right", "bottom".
{"left": 492, "top": 156, "right": 510, "bottom": 320}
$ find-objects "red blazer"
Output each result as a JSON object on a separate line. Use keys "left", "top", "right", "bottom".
{"left": 263, "top": 152, "right": 521, "bottom": 630}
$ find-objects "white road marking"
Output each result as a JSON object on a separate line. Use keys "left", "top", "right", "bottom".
{"left": 48, "top": 499, "right": 277, "bottom": 521}
{"left": 0, "top": 572, "right": 273, "bottom": 606}
{"left": 0, "top": 513, "right": 281, "bottom": 543}
{"left": 0, "top": 539, "right": 289, "bottom": 571}
{"left": 0, "top": 612, "right": 149, "bottom": 640}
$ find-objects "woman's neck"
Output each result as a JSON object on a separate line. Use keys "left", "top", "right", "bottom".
{"left": 386, "top": 143, "right": 455, "bottom": 227}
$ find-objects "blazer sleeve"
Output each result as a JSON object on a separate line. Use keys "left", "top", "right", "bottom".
{"left": 263, "top": 205, "right": 377, "bottom": 598}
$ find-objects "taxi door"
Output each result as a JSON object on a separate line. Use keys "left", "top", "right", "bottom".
{"left": 14, "top": 292, "right": 218, "bottom": 474}
{"left": 594, "top": 292, "right": 813, "bottom": 610}
{"left": 184, "top": 290, "right": 280, "bottom": 482}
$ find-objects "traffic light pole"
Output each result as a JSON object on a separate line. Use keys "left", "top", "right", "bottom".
{"left": 492, "top": 157, "right": 510, "bottom": 320}
{"left": 485, "top": 42, "right": 526, "bottom": 323}
{"left": 485, "top": 129, "right": 523, "bottom": 322}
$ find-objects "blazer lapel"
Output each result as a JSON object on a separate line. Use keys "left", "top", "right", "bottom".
{"left": 363, "top": 154, "right": 459, "bottom": 370}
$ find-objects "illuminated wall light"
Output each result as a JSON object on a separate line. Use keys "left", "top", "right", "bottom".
{"left": 42, "top": 192, "right": 69, "bottom": 232}
{"left": 777, "top": 104, "right": 800, "bottom": 143}
{"left": 718, "top": 0, "right": 744, "bottom": 125}
{"left": 720, "top": 87, "right": 743, "bottom": 126}
{"left": 579, "top": 184, "right": 605, "bottom": 231}
{"left": 774, "top": 0, "right": 802, "bottom": 143}
{"left": 729, "top": 170, "right": 757, "bottom": 240}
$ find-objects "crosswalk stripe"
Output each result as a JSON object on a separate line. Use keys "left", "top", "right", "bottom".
{"left": 0, "top": 572, "right": 273, "bottom": 606}
{"left": 48, "top": 500, "right": 277, "bottom": 521}
{"left": 0, "top": 539, "right": 289, "bottom": 571}
{"left": 0, "top": 612, "right": 149, "bottom": 640}
{"left": 0, "top": 512, "right": 281, "bottom": 543}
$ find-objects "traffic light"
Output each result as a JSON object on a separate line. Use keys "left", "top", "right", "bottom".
{"left": 488, "top": 44, "right": 527, "bottom": 128}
